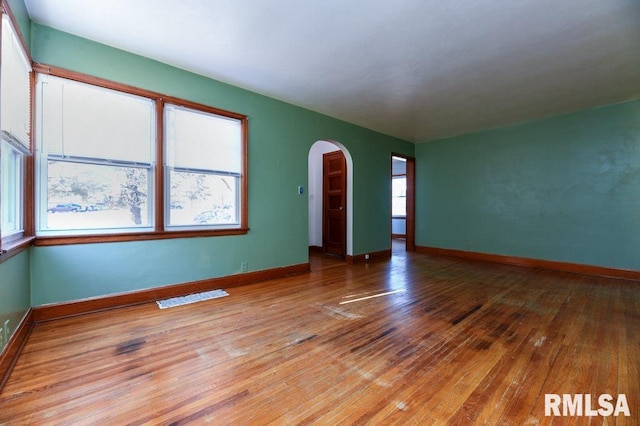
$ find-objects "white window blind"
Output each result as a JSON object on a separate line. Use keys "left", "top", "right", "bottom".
{"left": 165, "top": 104, "right": 241, "bottom": 173}
{"left": 38, "top": 74, "right": 154, "bottom": 164}
{"left": 1, "top": 14, "right": 31, "bottom": 151}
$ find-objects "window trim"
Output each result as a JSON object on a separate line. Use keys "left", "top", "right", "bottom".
{"left": 32, "top": 64, "right": 249, "bottom": 246}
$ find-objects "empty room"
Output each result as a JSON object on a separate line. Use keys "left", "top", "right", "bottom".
{"left": 1, "top": 0, "right": 639, "bottom": 424}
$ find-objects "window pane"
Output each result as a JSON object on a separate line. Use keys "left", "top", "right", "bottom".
{"left": 41, "top": 161, "right": 151, "bottom": 232}
{"left": 392, "top": 177, "right": 406, "bottom": 197}
{"left": 392, "top": 197, "right": 406, "bottom": 217}
{"left": 167, "top": 170, "right": 238, "bottom": 226}
{"left": 392, "top": 176, "right": 406, "bottom": 216}
{"left": 1, "top": 142, "right": 23, "bottom": 239}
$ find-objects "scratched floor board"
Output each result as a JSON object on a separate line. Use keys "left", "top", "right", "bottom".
{"left": 1, "top": 245, "right": 638, "bottom": 424}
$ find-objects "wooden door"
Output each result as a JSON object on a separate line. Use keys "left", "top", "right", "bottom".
{"left": 323, "top": 150, "right": 346, "bottom": 257}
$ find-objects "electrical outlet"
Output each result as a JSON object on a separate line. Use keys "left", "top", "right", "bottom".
{"left": 241, "top": 262, "right": 248, "bottom": 272}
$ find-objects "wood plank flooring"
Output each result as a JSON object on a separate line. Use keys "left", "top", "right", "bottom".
{"left": 1, "top": 245, "right": 638, "bottom": 424}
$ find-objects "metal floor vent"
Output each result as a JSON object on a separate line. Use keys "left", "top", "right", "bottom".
{"left": 156, "top": 289, "right": 229, "bottom": 309}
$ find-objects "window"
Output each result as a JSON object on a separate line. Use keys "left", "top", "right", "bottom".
{"left": 1, "top": 13, "right": 31, "bottom": 245}
{"left": 392, "top": 156, "right": 407, "bottom": 217}
{"left": 34, "top": 68, "right": 248, "bottom": 241}
{"left": 392, "top": 176, "right": 407, "bottom": 217}
{"left": 165, "top": 104, "right": 242, "bottom": 229}
{"left": 1, "top": 140, "right": 23, "bottom": 239}
{"left": 36, "top": 75, "right": 155, "bottom": 235}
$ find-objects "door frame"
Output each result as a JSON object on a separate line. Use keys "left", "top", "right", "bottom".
{"left": 391, "top": 153, "right": 416, "bottom": 251}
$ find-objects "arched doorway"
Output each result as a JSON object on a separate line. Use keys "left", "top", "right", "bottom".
{"left": 308, "top": 140, "right": 353, "bottom": 257}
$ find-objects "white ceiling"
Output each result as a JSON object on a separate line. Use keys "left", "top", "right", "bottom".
{"left": 24, "top": 0, "right": 640, "bottom": 143}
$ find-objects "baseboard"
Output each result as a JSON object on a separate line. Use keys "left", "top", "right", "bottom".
{"left": 309, "top": 246, "right": 391, "bottom": 263}
{"left": 33, "top": 262, "right": 311, "bottom": 322}
{"left": 416, "top": 246, "right": 640, "bottom": 281}
{"left": 347, "top": 249, "right": 392, "bottom": 264}
{"left": 0, "top": 309, "right": 34, "bottom": 392}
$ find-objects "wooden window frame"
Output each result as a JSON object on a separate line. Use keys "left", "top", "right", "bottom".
{"left": 32, "top": 64, "right": 249, "bottom": 247}
{"left": 0, "top": 2, "right": 35, "bottom": 262}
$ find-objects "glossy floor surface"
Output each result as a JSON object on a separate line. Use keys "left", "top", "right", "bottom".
{"left": 1, "top": 242, "right": 638, "bottom": 424}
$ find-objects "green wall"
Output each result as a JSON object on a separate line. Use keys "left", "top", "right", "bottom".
{"left": 416, "top": 100, "right": 640, "bottom": 271}
{"left": 29, "top": 24, "right": 413, "bottom": 306}
{"left": 7, "top": 0, "right": 30, "bottom": 47}
{"left": 0, "top": 251, "right": 30, "bottom": 352}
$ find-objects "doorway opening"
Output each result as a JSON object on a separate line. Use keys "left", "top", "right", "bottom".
{"left": 308, "top": 141, "right": 353, "bottom": 258}
{"left": 391, "top": 154, "right": 415, "bottom": 252}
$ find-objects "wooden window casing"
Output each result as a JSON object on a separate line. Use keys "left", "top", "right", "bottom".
{"left": 0, "top": 3, "right": 35, "bottom": 261}
{"left": 32, "top": 64, "right": 248, "bottom": 247}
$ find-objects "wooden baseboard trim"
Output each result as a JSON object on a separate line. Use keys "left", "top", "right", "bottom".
{"left": 347, "top": 249, "right": 392, "bottom": 264}
{"left": 308, "top": 245, "right": 323, "bottom": 254}
{"left": 416, "top": 246, "right": 640, "bottom": 281}
{"left": 33, "top": 262, "right": 311, "bottom": 322}
{"left": 0, "top": 309, "right": 34, "bottom": 392}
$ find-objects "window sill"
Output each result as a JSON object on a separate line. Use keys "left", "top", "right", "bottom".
{"left": 0, "top": 236, "right": 36, "bottom": 263}
{"left": 33, "top": 228, "right": 250, "bottom": 246}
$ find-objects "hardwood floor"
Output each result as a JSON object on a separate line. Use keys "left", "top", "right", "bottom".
{"left": 1, "top": 248, "right": 638, "bottom": 424}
